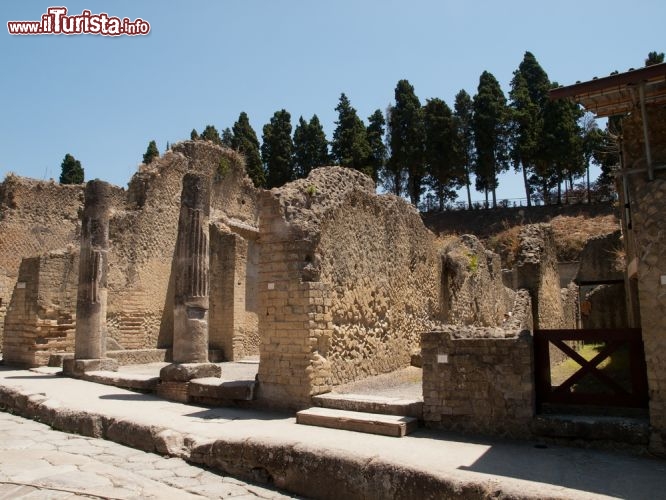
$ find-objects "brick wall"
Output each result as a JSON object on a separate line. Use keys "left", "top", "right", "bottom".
{"left": 621, "top": 105, "right": 666, "bottom": 455}
{"left": 0, "top": 176, "right": 83, "bottom": 347}
{"left": 422, "top": 290, "right": 535, "bottom": 438}
{"left": 209, "top": 224, "right": 259, "bottom": 360}
{"left": 2, "top": 250, "right": 78, "bottom": 366}
{"left": 256, "top": 166, "right": 442, "bottom": 407}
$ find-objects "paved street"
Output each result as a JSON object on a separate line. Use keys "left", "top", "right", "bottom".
{"left": 0, "top": 411, "right": 294, "bottom": 499}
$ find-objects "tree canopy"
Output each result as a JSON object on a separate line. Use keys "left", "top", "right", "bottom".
{"left": 261, "top": 109, "right": 294, "bottom": 189}
{"left": 59, "top": 153, "right": 84, "bottom": 184}
{"left": 143, "top": 140, "right": 159, "bottom": 165}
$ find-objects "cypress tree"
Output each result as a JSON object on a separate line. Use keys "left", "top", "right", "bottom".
{"left": 331, "top": 93, "right": 371, "bottom": 173}
{"left": 366, "top": 109, "right": 387, "bottom": 183}
{"left": 231, "top": 112, "right": 265, "bottom": 187}
{"left": 261, "top": 110, "right": 294, "bottom": 188}
{"left": 143, "top": 140, "right": 159, "bottom": 164}
{"left": 389, "top": 80, "right": 425, "bottom": 205}
{"left": 59, "top": 154, "right": 84, "bottom": 184}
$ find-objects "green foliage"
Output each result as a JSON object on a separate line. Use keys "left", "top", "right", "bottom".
{"left": 190, "top": 128, "right": 199, "bottom": 140}
{"left": 217, "top": 156, "right": 231, "bottom": 178}
{"left": 293, "top": 114, "right": 330, "bottom": 179}
{"left": 473, "top": 71, "right": 510, "bottom": 207}
{"left": 331, "top": 93, "right": 371, "bottom": 174}
{"left": 305, "top": 184, "right": 317, "bottom": 196}
{"left": 261, "top": 109, "right": 294, "bottom": 188}
{"left": 143, "top": 140, "right": 159, "bottom": 164}
{"left": 423, "top": 98, "right": 458, "bottom": 211}
{"left": 467, "top": 253, "right": 479, "bottom": 273}
{"left": 59, "top": 153, "right": 84, "bottom": 184}
{"left": 453, "top": 90, "right": 475, "bottom": 208}
{"left": 232, "top": 112, "right": 265, "bottom": 187}
{"left": 201, "top": 124, "right": 222, "bottom": 145}
{"left": 388, "top": 79, "right": 425, "bottom": 204}
{"left": 366, "top": 109, "right": 387, "bottom": 182}
{"left": 645, "top": 51, "right": 664, "bottom": 66}
{"left": 221, "top": 127, "right": 234, "bottom": 148}
{"left": 509, "top": 51, "right": 551, "bottom": 206}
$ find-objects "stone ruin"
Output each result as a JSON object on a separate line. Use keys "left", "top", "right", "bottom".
{"left": 0, "top": 138, "right": 599, "bottom": 419}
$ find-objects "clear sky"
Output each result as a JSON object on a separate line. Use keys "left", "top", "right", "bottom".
{"left": 2, "top": 1, "right": 664, "bottom": 203}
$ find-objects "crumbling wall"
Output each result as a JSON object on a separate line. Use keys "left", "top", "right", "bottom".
{"left": 422, "top": 290, "right": 534, "bottom": 438}
{"left": 441, "top": 235, "right": 514, "bottom": 326}
{"left": 581, "top": 284, "right": 628, "bottom": 329}
{"left": 514, "top": 224, "right": 566, "bottom": 329}
{"left": 2, "top": 249, "right": 78, "bottom": 367}
{"left": 209, "top": 223, "right": 259, "bottom": 360}
{"left": 1, "top": 141, "right": 260, "bottom": 362}
{"left": 105, "top": 141, "right": 259, "bottom": 351}
{"left": 257, "top": 166, "right": 443, "bottom": 407}
{"left": 576, "top": 230, "right": 624, "bottom": 284}
{"left": 621, "top": 105, "right": 666, "bottom": 455}
{"left": 0, "top": 176, "right": 83, "bottom": 346}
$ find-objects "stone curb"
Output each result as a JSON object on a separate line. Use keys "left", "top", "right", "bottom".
{"left": 0, "top": 384, "right": 574, "bottom": 500}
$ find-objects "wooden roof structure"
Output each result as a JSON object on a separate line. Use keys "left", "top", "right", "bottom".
{"left": 549, "top": 63, "right": 666, "bottom": 117}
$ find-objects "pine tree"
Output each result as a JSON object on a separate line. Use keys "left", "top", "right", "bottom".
{"left": 423, "top": 98, "right": 458, "bottom": 211}
{"left": 539, "top": 87, "right": 584, "bottom": 204}
{"left": 59, "top": 154, "right": 84, "bottom": 184}
{"left": 472, "top": 71, "right": 510, "bottom": 208}
{"left": 293, "top": 114, "right": 330, "bottom": 179}
{"left": 261, "top": 109, "right": 294, "bottom": 188}
{"left": 331, "top": 93, "right": 371, "bottom": 174}
{"left": 143, "top": 140, "right": 159, "bottom": 164}
{"left": 221, "top": 127, "right": 234, "bottom": 148}
{"left": 366, "top": 109, "right": 387, "bottom": 182}
{"left": 509, "top": 51, "right": 551, "bottom": 206}
{"left": 201, "top": 125, "right": 221, "bottom": 145}
{"left": 645, "top": 51, "right": 665, "bottom": 66}
{"left": 231, "top": 112, "right": 265, "bottom": 187}
{"left": 191, "top": 129, "right": 199, "bottom": 140}
{"left": 452, "top": 90, "right": 475, "bottom": 208}
{"left": 389, "top": 80, "right": 425, "bottom": 205}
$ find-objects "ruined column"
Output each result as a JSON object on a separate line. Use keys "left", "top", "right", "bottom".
{"left": 159, "top": 173, "right": 220, "bottom": 394}
{"left": 65, "top": 180, "right": 117, "bottom": 375}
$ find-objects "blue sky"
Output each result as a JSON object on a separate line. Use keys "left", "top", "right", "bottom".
{"left": 2, "top": 1, "right": 664, "bottom": 202}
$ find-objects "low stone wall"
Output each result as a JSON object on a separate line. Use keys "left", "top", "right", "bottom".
{"left": 422, "top": 290, "right": 535, "bottom": 439}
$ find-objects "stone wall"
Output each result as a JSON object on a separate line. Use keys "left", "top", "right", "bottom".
{"left": 620, "top": 105, "right": 666, "bottom": 455}
{"left": 257, "top": 166, "right": 443, "bottom": 408}
{"left": 441, "top": 235, "right": 514, "bottom": 326}
{"left": 514, "top": 224, "right": 566, "bottom": 330}
{"left": 576, "top": 230, "right": 623, "bottom": 284}
{"left": 581, "top": 284, "right": 628, "bottom": 329}
{"left": 0, "top": 176, "right": 83, "bottom": 347}
{"left": 422, "top": 290, "right": 534, "bottom": 438}
{"left": 106, "top": 141, "right": 259, "bottom": 352}
{"left": 209, "top": 223, "right": 259, "bottom": 360}
{"left": 2, "top": 249, "right": 78, "bottom": 367}
{"left": 1, "top": 141, "right": 260, "bottom": 364}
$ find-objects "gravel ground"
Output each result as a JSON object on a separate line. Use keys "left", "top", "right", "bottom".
{"left": 331, "top": 366, "right": 423, "bottom": 399}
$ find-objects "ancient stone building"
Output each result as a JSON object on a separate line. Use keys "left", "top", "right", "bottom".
{"left": 551, "top": 62, "right": 666, "bottom": 454}
{"left": 1, "top": 141, "right": 260, "bottom": 366}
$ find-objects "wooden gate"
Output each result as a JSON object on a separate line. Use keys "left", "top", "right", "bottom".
{"left": 534, "top": 328, "right": 649, "bottom": 409}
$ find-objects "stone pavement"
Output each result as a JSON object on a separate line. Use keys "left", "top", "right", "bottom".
{"left": 0, "top": 366, "right": 665, "bottom": 499}
{"left": 0, "top": 411, "right": 294, "bottom": 499}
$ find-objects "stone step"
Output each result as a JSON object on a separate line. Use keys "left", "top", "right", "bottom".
{"left": 296, "top": 407, "right": 418, "bottom": 437}
{"left": 312, "top": 393, "right": 423, "bottom": 418}
{"left": 533, "top": 413, "right": 650, "bottom": 448}
{"left": 189, "top": 378, "right": 256, "bottom": 401}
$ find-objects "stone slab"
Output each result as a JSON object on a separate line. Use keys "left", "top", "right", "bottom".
{"left": 81, "top": 370, "right": 159, "bottom": 392}
{"left": 296, "top": 407, "right": 418, "bottom": 437}
{"left": 159, "top": 363, "right": 221, "bottom": 382}
{"left": 312, "top": 393, "right": 423, "bottom": 418}
{"left": 62, "top": 358, "right": 119, "bottom": 377}
{"left": 189, "top": 378, "right": 255, "bottom": 401}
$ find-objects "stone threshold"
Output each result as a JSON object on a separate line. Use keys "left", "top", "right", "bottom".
{"left": 312, "top": 392, "right": 423, "bottom": 418}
